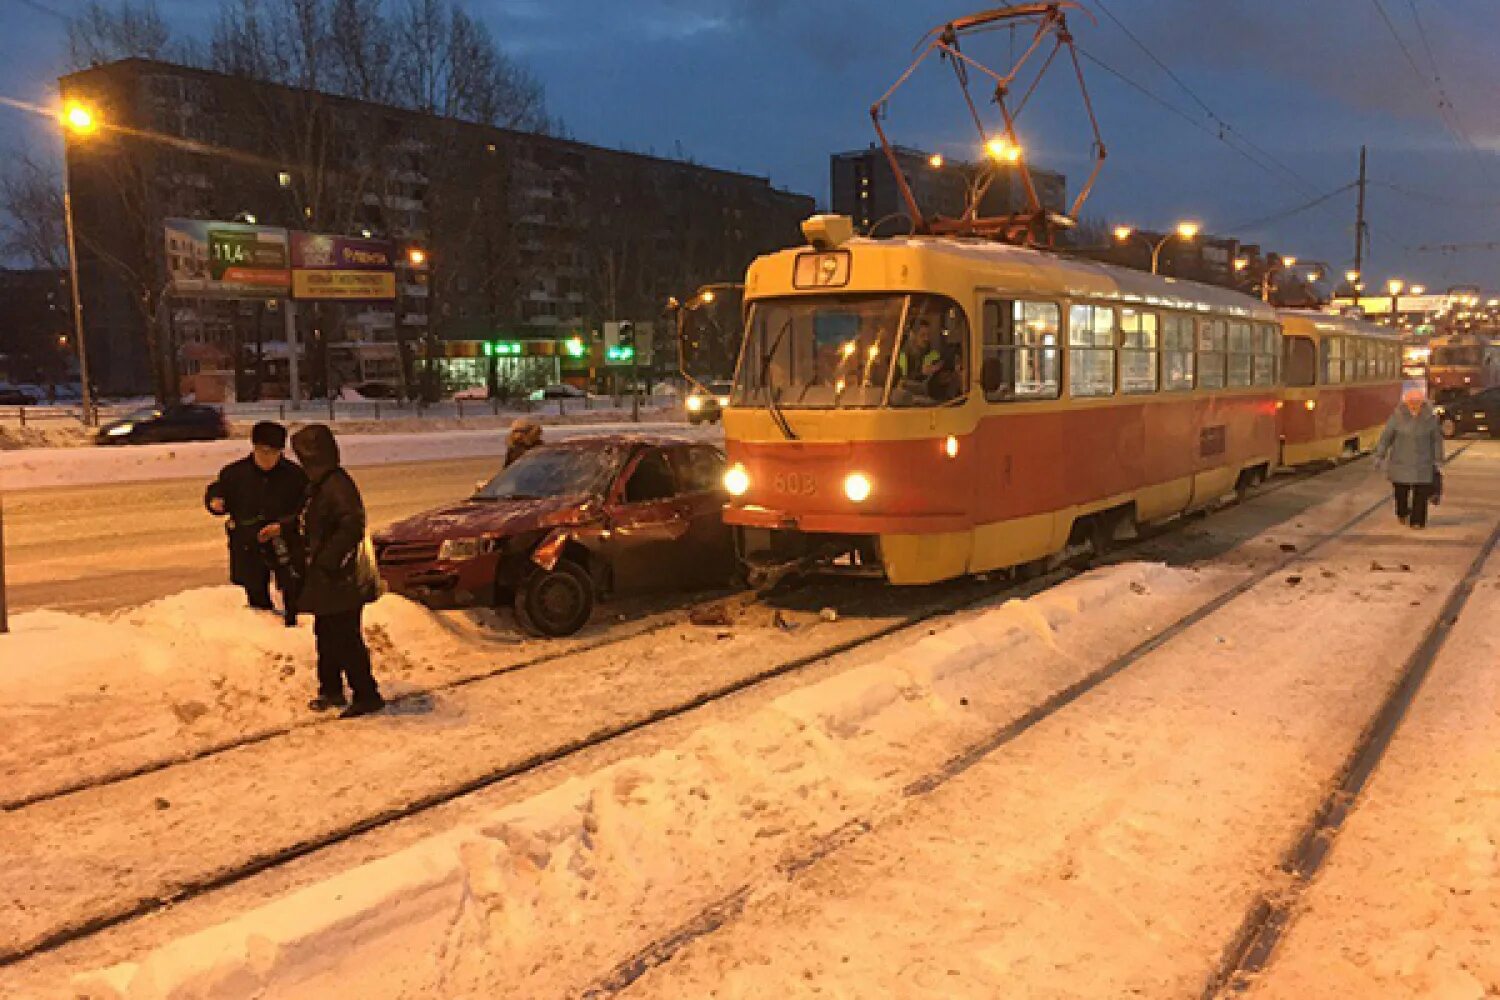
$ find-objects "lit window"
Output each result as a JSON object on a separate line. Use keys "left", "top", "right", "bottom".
{"left": 278, "top": 171, "right": 292, "bottom": 188}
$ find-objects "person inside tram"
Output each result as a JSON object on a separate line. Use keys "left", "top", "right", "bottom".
{"left": 895, "top": 302, "right": 966, "bottom": 405}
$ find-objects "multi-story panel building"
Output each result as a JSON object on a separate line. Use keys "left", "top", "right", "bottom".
{"left": 59, "top": 58, "right": 814, "bottom": 397}
{"left": 0, "top": 268, "right": 73, "bottom": 388}
{"left": 830, "top": 144, "right": 1067, "bottom": 234}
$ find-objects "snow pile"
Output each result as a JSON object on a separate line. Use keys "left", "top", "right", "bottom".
{"left": 70, "top": 562, "right": 1222, "bottom": 1000}
{"left": 1, "top": 422, "right": 714, "bottom": 490}
{"left": 0, "top": 588, "right": 470, "bottom": 803}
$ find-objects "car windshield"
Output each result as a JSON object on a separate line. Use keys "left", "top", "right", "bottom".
{"left": 734, "top": 293, "right": 967, "bottom": 409}
{"left": 124, "top": 406, "right": 162, "bottom": 421}
{"left": 473, "top": 445, "right": 624, "bottom": 501}
{"left": 1432, "top": 345, "right": 1483, "bottom": 366}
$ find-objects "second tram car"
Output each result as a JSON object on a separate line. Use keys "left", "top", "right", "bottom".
{"left": 1276, "top": 311, "right": 1402, "bottom": 466}
{"left": 721, "top": 219, "right": 1402, "bottom": 586}
{"left": 1427, "top": 332, "right": 1500, "bottom": 402}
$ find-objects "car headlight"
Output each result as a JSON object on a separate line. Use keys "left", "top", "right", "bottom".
{"left": 106, "top": 423, "right": 133, "bottom": 436}
{"left": 438, "top": 537, "right": 484, "bottom": 561}
{"left": 844, "top": 472, "right": 872, "bottom": 503}
{"left": 724, "top": 464, "right": 750, "bottom": 496}
{"left": 686, "top": 396, "right": 703, "bottom": 412}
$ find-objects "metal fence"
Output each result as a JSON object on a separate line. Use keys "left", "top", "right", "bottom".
{"left": 0, "top": 395, "right": 684, "bottom": 429}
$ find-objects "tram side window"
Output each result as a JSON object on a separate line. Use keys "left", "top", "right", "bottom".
{"left": 1227, "top": 321, "right": 1254, "bottom": 387}
{"left": 1120, "top": 309, "right": 1159, "bottom": 393}
{"left": 1283, "top": 336, "right": 1317, "bottom": 387}
{"left": 1162, "top": 314, "right": 1195, "bottom": 390}
{"left": 1198, "top": 318, "right": 1227, "bottom": 390}
{"left": 891, "top": 295, "right": 970, "bottom": 407}
{"left": 1321, "top": 336, "right": 1344, "bottom": 385}
{"left": 1068, "top": 304, "right": 1116, "bottom": 397}
{"left": 1254, "top": 324, "right": 1280, "bottom": 386}
{"left": 982, "top": 299, "right": 1061, "bottom": 401}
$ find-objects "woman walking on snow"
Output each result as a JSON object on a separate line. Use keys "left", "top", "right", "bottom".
{"left": 290, "top": 424, "right": 386, "bottom": 718}
{"left": 1375, "top": 387, "right": 1445, "bottom": 529}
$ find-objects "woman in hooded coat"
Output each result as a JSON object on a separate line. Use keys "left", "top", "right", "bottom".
{"left": 291, "top": 424, "right": 385, "bottom": 717}
{"left": 505, "top": 418, "right": 543, "bottom": 466}
{"left": 1375, "top": 387, "right": 1446, "bottom": 529}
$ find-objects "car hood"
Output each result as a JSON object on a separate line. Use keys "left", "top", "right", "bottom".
{"left": 377, "top": 492, "right": 600, "bottom": 544}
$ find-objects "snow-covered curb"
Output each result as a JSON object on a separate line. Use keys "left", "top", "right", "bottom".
{"left": 1, "top": 421, "right": 712, "bottom": 491}
{"left": 72, "top": 562, "right": 1224, "bottom": 1000}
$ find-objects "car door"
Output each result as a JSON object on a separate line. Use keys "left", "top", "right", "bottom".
{"left": 604, "top": 446, "right": 696, "bottom": 595}
{"left": 666, "top": 445, "right": 736, "bottom": 586}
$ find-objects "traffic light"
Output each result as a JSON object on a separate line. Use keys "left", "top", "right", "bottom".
{"left": 617, "top": 321, "right": 634, "bottom": 348}
{"left": 605, "top": 344, "right": 635, "bottom": 363}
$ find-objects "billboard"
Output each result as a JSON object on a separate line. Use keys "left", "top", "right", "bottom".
{"left": 165, "top": 219, "right": 291, "bottom": 297}
{"left": 291, "top": 233, "right": 397, "bottom": 301}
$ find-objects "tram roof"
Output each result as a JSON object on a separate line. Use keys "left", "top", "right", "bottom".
{"left": 757, "top": 236, "right": 1280, "bottom": 322}
{"left": 1277, "top": 309, "right": 1402, "bottom": 340}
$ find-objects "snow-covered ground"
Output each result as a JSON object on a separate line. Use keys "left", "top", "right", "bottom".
{"left": 6, "top": 444, "right": 1498, "bottom": 1000}
{"left": 1, "top": 421, "right": 713, "bottom": 491}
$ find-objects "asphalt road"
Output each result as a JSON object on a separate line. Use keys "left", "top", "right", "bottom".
{"left": 3, "top": 456, "right": 506, "bottom": 615}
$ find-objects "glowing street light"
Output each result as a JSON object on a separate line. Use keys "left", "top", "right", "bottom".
{"left": 1387, "top": 278, "right": 1405, "bottom": 328}
{"left": 1233, "top": 257, "right": 1249, "bottom": 272}
{"left": 928, "top": 153, "right": 945, "bottom": 169}
{"left": 61, "top": 101, "right": 98, "bottom": 136}
{"left": 1280, "top": 255, "right": 1297, "bottom": 267}
{"left": 984, "top": 136, "right": 1022, "bottom": 164}
{"left": 407, "top": 247, "right": 427, "bottom": 267}
{"left": 1114, "top": 222, "right": 1202, "bottom": 275}
{"left": 700, "top": 289, "right": 716, "bottom": 304}
{"left": 1410, "top": 284, "right": 1426, "bottom": 296}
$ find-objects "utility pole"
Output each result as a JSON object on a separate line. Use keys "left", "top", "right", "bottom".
{"left": 1353, "top": 146, "right": 1368, "bottom": 291}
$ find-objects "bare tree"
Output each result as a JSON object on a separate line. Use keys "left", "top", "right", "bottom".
{"left": 0, "top": 156, "right": 68, "bottom": 271}
{"left": 67, "top": 0, "right": 173, "bottom": 69}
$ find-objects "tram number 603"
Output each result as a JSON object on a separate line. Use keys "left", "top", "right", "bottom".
{"left": 773, "top": 472, "right": 817, "bottom": 496}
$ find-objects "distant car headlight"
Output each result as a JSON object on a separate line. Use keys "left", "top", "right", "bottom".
{"left": 844, "top": 472, "right": 872, "bottom": 503}
{"left": 106, "top": 423, "right": 133, "bottom": 436}
{"left": 686, "top": 396, "right": 704, "bottom": 412}
{"left": 438, "top": 537, "right": 484, "bottom": 561}
{"left": 724, "top": 464, "right": 750, "bottom": 496}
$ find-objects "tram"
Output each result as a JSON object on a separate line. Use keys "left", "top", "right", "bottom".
{"left": 720, "top": 216, "right": 1401, "bottom": 586}
{"left": 1276, "top": 311, "right": 1402, "bottom": 467}
{"left": 1427, "top": 332, "right": 1500, "bottom": 402}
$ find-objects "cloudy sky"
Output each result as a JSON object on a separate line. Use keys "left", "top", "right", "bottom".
{"left": 6, "top": 0, "right": 1500, "bottom": 287}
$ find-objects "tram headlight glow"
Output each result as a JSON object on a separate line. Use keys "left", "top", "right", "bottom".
{"left": 1304, "top": 400, "right": 1317, "bottom": 411}
{"left": 724, "top": 464, "right": 750, "bottom": 496}
{"left": 843, "top": 472, "right": 872, "bottom": 503}
{"left": 944, "top": 435, "right": 959, "bottom": 459}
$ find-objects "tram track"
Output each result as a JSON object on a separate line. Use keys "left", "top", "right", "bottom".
{"left": 580, "top": 444, "right": 1483, "bottom": 999}
{"left": 1206, "top": 505, "right": 1500, "bottom": 997}
{"left": 0, "top": 453, "right": 1396, "bottom": 973}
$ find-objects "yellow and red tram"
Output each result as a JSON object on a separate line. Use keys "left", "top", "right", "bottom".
{"left": 720, "top": 218, "right": 1400, "bottom": 586}
{"left": 1427, "top": 332, "right": 1500, "bottom": 402}
{"left": 1276, "top": 311, "right": 1402, "bottom": 467}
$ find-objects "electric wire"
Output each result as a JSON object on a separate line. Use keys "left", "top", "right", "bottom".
{"left": 1084, "top": 0, "right": 1319, "bottom": 197}
{"left": 1222, "top": 183, "right": 1357, "bottom": 235}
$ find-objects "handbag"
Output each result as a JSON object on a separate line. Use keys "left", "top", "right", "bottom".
{"left": 1431, "top": 468, "right": 1443, "bottom": 506}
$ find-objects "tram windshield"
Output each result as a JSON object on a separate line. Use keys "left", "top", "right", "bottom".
{"left": 1431, "top": 345, "right": 1483, "bottom": 367}
{"left": 735, "top": 293, "right": 968, "bottom": 408}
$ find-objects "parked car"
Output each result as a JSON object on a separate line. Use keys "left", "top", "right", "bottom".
{"left": 452, "top": 385, "right": 491, "bottom": 401}
{"left": 528, "top": 383, "right": 587, "bottom": 402}
{"left": 685, "top": 381, "right": 734, "bottom": 425}
{"left": 96, "top": 403, "right": 230, "bottom": 445}
{"left": 374, "top": 434, "right": 736, "bottom": 636}
{"left": 1435, "top": 387, "right": 1500, "bottom": 438}
{"left": 0, "top": 384, "right": 40, "bottom": 405}
{"left": 353, "top": 381, "right": 401, "bottom": 399}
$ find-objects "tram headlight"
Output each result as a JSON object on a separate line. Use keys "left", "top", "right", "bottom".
{"left": 843, "top": 472, "right": 872, "bottom": 504}
{"left": 944, "top": 435, "right": 959, "bottom": 459}
{"left": 724, "top": 464, "right": 750, "bottom": 497}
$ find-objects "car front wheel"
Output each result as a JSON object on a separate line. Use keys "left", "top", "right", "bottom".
{"left": 514, "top": 557, "right": 594, "bottom": 637}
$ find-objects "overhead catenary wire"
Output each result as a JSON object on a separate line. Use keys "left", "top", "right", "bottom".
{"left": 1369, "top": 0, "right": 1499, "bottom": 186}
{"left": 1222, "top": 183, "right": 1358, "bottom": 235}
{"left": 1083, "top": 0, "right": 1320, "bottom": 197}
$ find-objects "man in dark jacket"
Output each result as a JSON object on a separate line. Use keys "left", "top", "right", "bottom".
{"left": 290, "top": 423, "right": 385, "bottom": 718}
{"left": 205, "top": 421, "right": 307, "bottom": 625}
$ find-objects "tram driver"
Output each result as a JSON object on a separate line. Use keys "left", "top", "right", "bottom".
{"left": 895, "top": 299, "right": 967, "bottom": 405}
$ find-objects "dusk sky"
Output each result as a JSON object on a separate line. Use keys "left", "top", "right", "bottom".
{"left": 5, "top": 0, "right": 1500, "bottom": 288}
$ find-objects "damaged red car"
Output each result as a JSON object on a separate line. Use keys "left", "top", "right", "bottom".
{"left": 374, "top": 434, "right": 737, "bottom": 636}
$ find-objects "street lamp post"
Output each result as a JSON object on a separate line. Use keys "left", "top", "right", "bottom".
{"left": 1114, "top": 222, "right": 1201, "bottom": 275}
{"left": 60, "top": 100, "right": 99, "bottom": 426}
{"left": 1387, "top": 278, "right": 1405, "bottom": 328}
